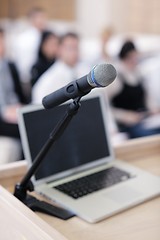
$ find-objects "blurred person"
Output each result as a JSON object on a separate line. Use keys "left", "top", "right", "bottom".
{"left": 140, "top": 55, "right": 160, "bottom": 109}
{"left": 31, "top": 31, "right": 59, "bottom": 86}
{"left": 100, "top": 27, "right": 114, "bottom": 62}
{"left": 32, "top": 32, "right": 90, "bottom": 103}
{"left": 0, "top": 28, "right": 27, "bottom": 163}
{"left": 90, "top": 27, "right": 115, "bottom": 70}
{"left": 106, "top": 40, "right": 160, "bottom": 139}
{"left": 13, "top": 7, "right": 47, "bottom": 84}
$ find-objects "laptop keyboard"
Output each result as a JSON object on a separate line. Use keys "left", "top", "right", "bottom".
{"left": 54, "top": 167, "right": 133, "bottom": 199}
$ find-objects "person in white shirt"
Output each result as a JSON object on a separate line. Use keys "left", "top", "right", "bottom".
{"left": 140, "top": 55, "right": 160, "bottom": 109}
{"left": 32, "top": 32, "right": 90, "bottom": 103}
{"left": 13, "top": 7, "right": 47, "bottom": 83}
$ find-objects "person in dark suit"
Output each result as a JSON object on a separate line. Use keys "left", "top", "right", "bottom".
{"left": 0, "top": 28, "right": 28, "bottom": 140}
{"left": 31, "top": 30, "right": 59, "bottom": 86}
{"left": 107, "top": 40, "right": 160, "bottom": 139}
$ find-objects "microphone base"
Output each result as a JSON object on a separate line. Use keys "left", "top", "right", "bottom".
{"left": 14, "top": 181, "right": 75, "bottom": 220}
{"left": 24, "top": 194, "right": 75, "bottom": 220}
{"left": 13, "top": 98, "right": 81, "bottom": 220}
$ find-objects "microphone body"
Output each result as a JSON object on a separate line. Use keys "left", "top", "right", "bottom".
{"left": 42, "top": 63, "right": 117, "bottom": 109}
{"left": 43, "top": 75, "right": 91, "bottom": 109}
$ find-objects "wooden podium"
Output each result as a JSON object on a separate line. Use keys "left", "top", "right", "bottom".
{"left": 0, "top": 135, "right": 160, "bottom": 240}
{"left": 0, "top": 185, "right": 67, "bottom": 240}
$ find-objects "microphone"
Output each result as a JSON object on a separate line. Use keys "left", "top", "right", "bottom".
{"left": 42, "top": 63, "right": 117, "bottom": 109}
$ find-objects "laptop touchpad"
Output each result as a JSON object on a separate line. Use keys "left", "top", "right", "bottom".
{"left": 103, "top": 186, "right": 141, "bottom": 204}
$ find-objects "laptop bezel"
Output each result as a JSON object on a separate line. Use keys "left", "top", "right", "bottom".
{"left": 18, "top": 91, "right": 115, "bottom": 186}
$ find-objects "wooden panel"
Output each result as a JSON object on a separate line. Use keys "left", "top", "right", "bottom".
{"left": 115, "top": 135, "right": 160, "bottom": 161}
{"left": 0, "top": 0, "right": 75, "bottom": 20}
{"left": 111, "top": 0, "right": 160, "bottom": 33}
{"left": 0, "top": 0, "right": 9, "bottom": 18}
{"left": 0, "top": 186, "right": 67, "bottom": 240}
{"left": 0, "top": 161, "right": 27, "bottom": 191}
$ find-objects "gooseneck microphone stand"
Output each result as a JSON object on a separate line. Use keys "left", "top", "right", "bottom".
{"left": 14, "top": 97, "right": 81, "bottom": 219}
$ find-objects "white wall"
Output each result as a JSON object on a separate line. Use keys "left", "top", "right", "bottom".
{"left": 76, "top": 0, "right": 112, "bottom": 38}
{"left": 76, "top": 0, "right": 160, "bottom": 38}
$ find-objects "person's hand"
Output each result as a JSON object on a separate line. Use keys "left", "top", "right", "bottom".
{"left": 2, "top": 104, "right": 21, "bottom": 124}
{"left": 124, "top": 111, "right": 144, "bottom": 126}
{"left": 149, "top": 108, "right": 160, "bottom": 116}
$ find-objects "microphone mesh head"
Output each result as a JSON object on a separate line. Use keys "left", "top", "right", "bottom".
{"left": 88, "top": 63, "right": 117, "bottom": 87}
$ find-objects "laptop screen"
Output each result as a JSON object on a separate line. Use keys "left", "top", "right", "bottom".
{"left": 22, "top": 97, "right": 110, "bottom": 181}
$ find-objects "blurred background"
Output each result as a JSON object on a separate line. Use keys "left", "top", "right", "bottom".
{"left": 1, "top": 0, "right": 160, "bottom": 57}
{"left": 0, "top": 0, "right": 160, "bottom": 164}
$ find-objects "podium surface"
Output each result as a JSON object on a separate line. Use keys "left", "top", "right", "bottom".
{"left": 0, "top": 135, "right": 160, "bottom": 240}
{"left": 0, "top": 186, "right": 67, "bottom": 240}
